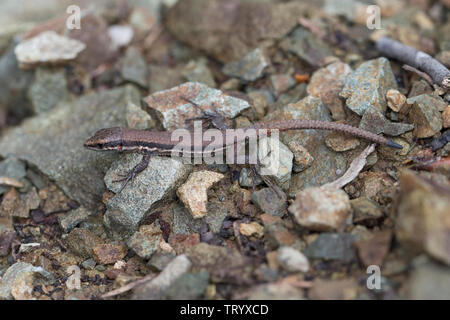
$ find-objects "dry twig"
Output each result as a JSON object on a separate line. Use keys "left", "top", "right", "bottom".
{"left": 322, "top": 144, "right": 376, "bottom": 189}
{"left": 377, "top": 36, "right": 450, "bottom": 89}
{"left": 100, "top": 273, "right": 156, "bottom": 299}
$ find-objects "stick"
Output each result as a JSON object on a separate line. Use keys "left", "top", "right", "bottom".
{"left": 100, "top": 273, "right": 156, "bottom": 299}
{"left": 377, "top": 36, "right": 450, "bottom": 89}
{"left": 402, "top": 64, "right": 434, "bottom": 88}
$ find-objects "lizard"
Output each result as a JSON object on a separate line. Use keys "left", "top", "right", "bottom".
{"left": 84, "top": 107, "right": 403, "bottom": 193}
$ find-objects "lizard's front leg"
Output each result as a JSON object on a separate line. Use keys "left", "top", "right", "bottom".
{"left": 113, "top": 153, "right": 152, "bottom": 193}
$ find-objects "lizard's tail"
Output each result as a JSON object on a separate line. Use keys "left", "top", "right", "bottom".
{"left": 251, "top": 120, "right": 403, "bottom": 149}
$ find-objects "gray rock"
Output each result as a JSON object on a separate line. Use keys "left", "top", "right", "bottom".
{"left": 269, "top": 74, "right": 296, "bottom": 97}
{"left": 182, "top": 58, "right": 216, "bottom": 88}
{"left": 304, "top": 233, "right": 356, "bottom": 262}
{"left": 14, "top": 31, "right": 85, "bottom": 68}
{"left": 0, "top": 86, "right": 140, "bottom": 210}
{"left": 280, "top": 27, "right": 332, "bottom": 67}
{"left": 133, "top": 254, "right": 192, "bottom": 300}
{"left": 264, "top": 96, "right": 346, "bottom": 196}
{"left": 28, "top": 67, "right": 68, "bottom": 113}
{"left": 147, "top": 251, "right": 176, "bottom": 272}
{"left": 0, "top": 262, "right": 54, "bottom": 300}
{"left": 127, "top": 224, "right": 163, "bottom": 260}
{"left": 0, "top": 41, "right": 33, "bottom": 119}
{"left": 104, "top": 155, "right": 191, "bottom": 235}
{"left": 81, "top": 258, "right": 96, "bottom": 270}
{"left": 59, "top": 206, "right": 91, "bottom": 233}
{"left": 172, "top": 205, "right": 203, "bottom": 235}
{"left": 350, "top": 197, "right": 383, "bottom": 225}
{"left": 143, "top": 82, "right": 250, "bottom": 131}
{"left": 405, "top": 257, "right": 450, "bottom": 299}
{"left": 277, "top": 246, "right": 309, "bottom": 273}
{"left": 341, "top": 57, "right": 397, "bottom": 116}
{"left": 0, "top": 157, "right": 26, "bottom": 195}
{"left": 119, "top": 46, "right": 149, "bottom": 88}
{"left": 359, "top": 106, "right": 414, "bottom": 136}
{"left": 407, "top": 94, "right": 444, "bottom": 138}
{"left": 222, "top": 48, "right": 269, "bottom": 82}
{"left": 0, "top": 226, "right": 16, "bottom": 257}
{"left": 251, "top": 187, "right": 287, "bottom": 217}
{"left": 288, "top": 187, "right": 351, "bottom": 232}
{"left": 238, "top": 167, "right": 263, "bottom": 188}
{"left": 166, "top": 271, "right": 210, "bottom": 300}
{"left": 257, "top": 136, "right": 293, "bottom": 190}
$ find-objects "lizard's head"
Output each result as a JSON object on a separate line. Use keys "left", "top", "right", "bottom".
{"left": 84, "top": 127, "right": 123, "bottom": 151}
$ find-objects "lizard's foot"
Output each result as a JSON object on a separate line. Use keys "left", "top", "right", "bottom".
{"left": 112, "top": 154, "right": 151, "bottom": 193}
{"left": 250, "top": 163, "right": 285, "bottom": 199}
{"left": 181, "top": 96, "right": 228, "bottom": 130}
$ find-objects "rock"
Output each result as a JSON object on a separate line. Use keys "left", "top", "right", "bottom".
{"left": 0, "top": 157, "right": 26, "bottom": 195}
{"left": 288, "top": 187, "right": 351, "bottom": 232}
{"left": 269, "top": 74, "right": 296, "bottom": 97}
{"left": 81, "top": 258, "right": 96, "bottom": 270}
{"left": 404, "top": 257, "right": 450, "bottom": 299}
{"left": 142, "top": 82, "right": 250, "bottom": 131}
{"left": 307, "top": 61, "right": 352, "bottom": 120}
{"left": 276, "top": 246, "right": 309, "bottom": 273}
{"left": 408, "top": 94, "right": 445, "bottom": 138}
{"left": 148, "top": 65, "right": 184, "bottom": 94}
{"left": 0, "top": 86, "right": 140, "bottom": 211}
{"left": 104, "top": 155, "right": 191, "bottom": 236}
{"left": 177, "top": 170, "right": 224, "bottom": 219}
{"left": 0, "top": 187, "right": 39, "bottom": 219}
{"left": 108, "top": 25, "right": 134, "bottom": 49}
{"left": 264, "top": 96, "right": 346, "bottom": 195}
{"left": 251, "top": 188, "right": 287, "bottom": 217}
{"left": 308, "top": 278, "right": 358, "bottom": 300}
{"left": 280, "top": 27, "right": 333, "bottom": 67}
{"left": 166, "top": 0, "right": 308, "bottom": 63}
{"left": 257, "top": 136, "right": 293, "bottom": 190}
{"left": 246, "top": 280, "right": 304, "bottom": 300}
{"left": 396, "top": 170, "right": 450, "bottom": 266}
{"left": 239, "top": 222, "right": 264, "bottom": 238}
{"left": 287, "top": 141, "right": 314, "bottom": 172}
{"left": 58, "top": 206, "right": 91, "bottom": 233}
{"left": 166, "top": 271, "right": 210, "bottom": 300}
{"left": 260, "top": 214, "right": 297, "bottom": 249}
{"left": 408, "top": 79, "right": 433, "bottom": 98}
{"left": 359, "top": 106, "right": 414, "bottom": 136}
{"left": 92, "top": 244, "right": 127, "bottom": 265}
{"left": 350, "top": 197, "right": 383, "bottom": 226}
{"left": 127, "top": 224, "right": 163, "bottom": 260}
{"left": 443, "top": 105, "right": 450, "bottom": 128}
{"left": 182, "top": 58, "right": 216, "bottom": 88}
{"left": 65, "top": 228, "right": 103, "bottom": 259}
{"left": 148, "top": 251, "right": 176, "bottom": 272}
{"left": 133, "top": 254, "right": 192, "bottom": 300}
{"left": 169, "top": 234, "right": 200, "bottom": 255}
{"left": 19, "top": 243, "right": 40, "bottom": 254}
{"left": 222, "top": 48, "right": 269, "bottom": 82}
{"left": 238, "top": 167, "right": 263, "bottom": 188}
{"left": 0, "top": 226, "right": 16, "bottom": 256}
{"left": 325, "top": 131, "right": 361, "bottom": 152}
{"left": 67, "top": 13, "right": 118, "bottom": 72}
{"left": 126, "top": 98, "right": 155, "bottom": 130}
{"left": 340, "top": 57, "right": 397, "bottom": 116}
{"left": 28, "top": 67, "right": 68, "bottom": 113}
{"left": 355, "top": 230, "right": 392, "bottom": 267}
{"left": 0, "top": 262, "right": 54, "bottom": 300}
{"left": 386, "top": 89, "right": 406, "bottom": 112}
{"left": 119, "top": 46, "right": 149, "bottom": 88}
{"left": 14, "top": 31, "right": 85, "bottom": 68}
{"left": 304, "top": 233, "right": 356, "bottom": 262}
{"left": 185, "top": 243, "right": 251, "bottom": 284}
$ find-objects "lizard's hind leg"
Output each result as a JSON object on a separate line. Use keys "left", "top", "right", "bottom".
{"left": 113, "top": 153, "right": 151, "bottom": 193}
